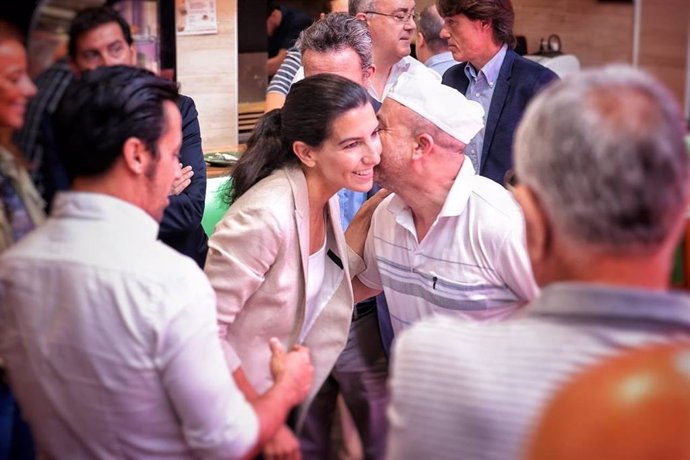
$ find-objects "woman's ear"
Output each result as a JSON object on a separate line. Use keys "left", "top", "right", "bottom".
{"left": 293, "top": 140, "right": 317, "bottom": 168}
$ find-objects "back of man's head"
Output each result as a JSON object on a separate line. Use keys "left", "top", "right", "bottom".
{"left": 437, "top": 0, "right": 515, "bottom": 48}
{"left": 68, "top": 6, "right": 132, "bottom": 59}
{"left": 297, "top": 12, "right": 373, "bottom": 73}
{"left": 417, "top": 5, "right": 448, "bottom": 54}
{"left": 54, "top": 65, "right": 179, "bottom": 182}
{"left": 348, "top": 0, "right": 375, "bottom": 16}
{"left": 514, "top": 65, "right": 689, "bottom": 253}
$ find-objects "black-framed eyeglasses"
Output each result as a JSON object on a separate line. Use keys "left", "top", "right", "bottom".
{"left": 364, "top": 10, "right": 418, "bottom": 23}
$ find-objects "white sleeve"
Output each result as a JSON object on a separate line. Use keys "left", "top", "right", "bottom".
{"left": 495, "top": 221, "right": 539, "bottom": 303}
{"left": 355, "top": 211, "right": 383, "bottom": 291}
{"left": 157, "top": 272, "right": 259, "bottom": 459}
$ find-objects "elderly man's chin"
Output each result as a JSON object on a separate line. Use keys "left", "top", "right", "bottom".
{"left": 373, "top": 166, "right": 390, "bottom": 189}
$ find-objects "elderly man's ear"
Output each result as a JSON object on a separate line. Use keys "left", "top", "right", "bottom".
{"left": 411, "top": 133, "right": 434, "bottom": 160}
{"left": 513, "top": 185, "right": 552, "bottom": 276}
{"left": 363, "top": 65, "right": 376, "bottom": 83}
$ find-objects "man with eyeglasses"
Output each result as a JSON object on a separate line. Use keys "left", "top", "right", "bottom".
{"left": 15, "top": 6, "right": 209, "bottom": 268}
{"left": 350, "top": 0, "right": 439, "bottom": 105}
{"left": 438, "top": 0, "right": 558, "bottom": 185}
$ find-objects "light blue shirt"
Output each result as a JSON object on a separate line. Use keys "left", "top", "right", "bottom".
{"left": 338, "top": 189, "right": 368, "bottom": 230}
{"left": 424, "top": 51, "right": 460, "bottom": 78}
{"left": 463, "top": 44, "right": 508, "bottom": 172}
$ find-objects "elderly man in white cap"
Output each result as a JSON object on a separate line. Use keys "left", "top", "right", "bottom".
{"left": 350, "top": 70, "right": 537, "bottom": 335}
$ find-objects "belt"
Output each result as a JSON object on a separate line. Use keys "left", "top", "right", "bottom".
{"left": 353, "top": 297, "right": 376, "bottom": 321}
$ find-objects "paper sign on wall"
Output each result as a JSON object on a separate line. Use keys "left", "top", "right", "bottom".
{"left": 176, "top": 0, "right": 218, "bottom": 35}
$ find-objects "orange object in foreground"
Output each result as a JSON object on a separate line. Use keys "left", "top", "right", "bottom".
{"left": 525, "top": 343, "right": 690, "bottom": 460}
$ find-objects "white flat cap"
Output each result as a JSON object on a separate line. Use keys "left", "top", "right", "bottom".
{"left": 387, "top": 71, "right": 485, "bottom": 144}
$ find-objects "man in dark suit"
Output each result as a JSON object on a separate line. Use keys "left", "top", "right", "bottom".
{"left": 17, "top": 6, "right": 208, "bottom": 266}
{"left": 438, "top": 0, "right": 558, "bottom": 184}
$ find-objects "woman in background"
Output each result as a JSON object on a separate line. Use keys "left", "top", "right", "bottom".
{"left": 205, "top": 74, "right": 381, "bottom": 459}
{"left": 0, "top": 19, "right": 42, "bottom": 460}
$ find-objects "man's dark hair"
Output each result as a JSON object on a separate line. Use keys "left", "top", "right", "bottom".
{"left": 436, "top": 0, "right": 515, "bottom": 48}
{"left": 267, "top": 1, "right": 281, "bottom": 17}
{"left": 0, "top": 20, "right": 24, "bottom": 45}
{"left": 68, "top": 6, "right": 133, "bottom": 59}
{"left": 54, "top": 65, "right": 179, "bottom": 181}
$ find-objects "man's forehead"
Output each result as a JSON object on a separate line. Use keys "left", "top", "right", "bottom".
{"left": 378, "top": 99, "right": 404, "bottom": 122}
{"left": 372, "top": 0, "right": 416, "bottom": 11}
{"left": 303, "top": 48, "right": 364, "bottom": 76}
{"left": 77, "top": 22, "right": 127, "bottom": 49}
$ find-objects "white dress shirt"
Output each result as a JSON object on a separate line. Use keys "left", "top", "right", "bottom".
{"left": 0, "top": 192, "right": 258, "bottom": 459}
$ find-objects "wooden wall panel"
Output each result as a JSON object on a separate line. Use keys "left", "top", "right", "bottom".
{"left": 416, "top": 0, "right": 634, "bottom": 67}
{"left": 637, "top": 0, "right": 689, "bottom": 109}
{"left": 176, "top": 0, "right": 238, "bottom": 151}
{"left": 513, "top": 0, "right": 634, "bottom": 67}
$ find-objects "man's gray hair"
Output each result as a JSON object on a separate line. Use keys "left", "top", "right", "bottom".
{"left": 417, "top": 5, "right": 448, "bottom": 53}
{"left": 515, "top": 65, "right": 690, "bottom": 252}
{"left": 349, "top": 0, "right": 375, "bottom": 15}
{"left": 296, "top": 12, "right": 373, "bottom": 73}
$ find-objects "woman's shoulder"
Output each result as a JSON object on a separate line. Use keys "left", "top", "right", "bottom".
{"left": 228, "top": 167, "right": 300, "bottom": 220}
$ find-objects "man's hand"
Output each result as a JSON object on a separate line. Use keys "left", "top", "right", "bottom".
{"left": 269, "top": 337, "right": 313, "bottom": 405}
{"left": 262, "top": 424, "right": 301, "bottom": 460}
{"left": 170, "top": 164, "right": 194, "bottom": 196}
{"left": 345, "top": 188, "right": 392, "bottom": 257}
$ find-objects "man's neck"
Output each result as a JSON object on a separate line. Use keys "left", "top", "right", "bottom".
{"left": 470, "top": 41, "right": 502, "bottom": 72}
{"left": 72, "top": 173, "right": 142, "bottom": 211}
{"left": 544, "top": 240, "right": 676, "bottom": 292}
{"left": 370, "top": 52, "right": 402, "bottom": 98}
{"left": 396, "top": 171, "right": 458, "bottom": 243}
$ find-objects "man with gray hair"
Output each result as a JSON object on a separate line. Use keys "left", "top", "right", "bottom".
{"left": 384, "top": 65, "right": 690, "bottom": 460}
{"left": 415, "top": 4, "right": 458, "bottom": 76}
{"left": 296, "top": 12, "right": 374, "bottom": 99}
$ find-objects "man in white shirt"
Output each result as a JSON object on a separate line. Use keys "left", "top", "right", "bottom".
{"left": 351, "top": 70, "right": 538, "bottom": 335}
{"left": 349, "top": 0, "right": 439, "bottom": 104}
{"left": 0, "top": 65, "right": 314, "bottom": 459}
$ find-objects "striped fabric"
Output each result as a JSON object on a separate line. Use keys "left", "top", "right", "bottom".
{"left": 386, "top": 282, "right": 690, "bottom": 460}
{"left": 266, "top": 46, "right": 302, "bottom": 96}
{"left": 13, "top": 59, "right": 74, "bottom": 193}
{"left": 358, "top": 160, "right": 538, "bottom": 334}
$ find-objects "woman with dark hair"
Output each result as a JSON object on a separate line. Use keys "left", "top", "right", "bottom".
{"left": 0, "top": 19, "right": 40, "bottom": 460}
{"left": 205, "top": 73, "right": 381, "bottom": 458}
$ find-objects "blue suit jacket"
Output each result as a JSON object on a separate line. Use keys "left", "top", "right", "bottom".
{"left": 158, "top": 95, "right": 209, "bottom": 268}
{"left": 442, "top": 49, "right": 558, "bottom": 184}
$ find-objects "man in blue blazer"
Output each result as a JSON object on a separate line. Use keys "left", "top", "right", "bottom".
{"left": 17, "top": 6, "right": 208, "bottom": 267}
{"left": 438, "top": 0, "right": 558, "bottom": 184}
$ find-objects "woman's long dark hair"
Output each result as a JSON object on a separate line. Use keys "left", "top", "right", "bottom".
{"left": 228, "top": 74, "right": 370, "bottom": 203}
